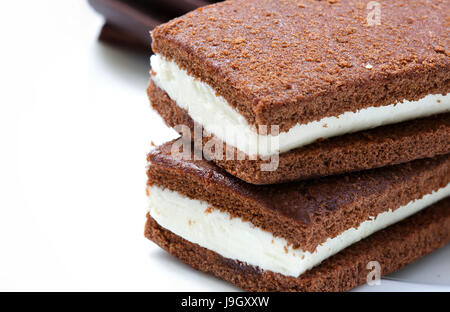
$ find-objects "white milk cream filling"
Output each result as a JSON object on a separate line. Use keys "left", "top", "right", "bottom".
{"left": 148, "top": 183, "right": 450, "bottom": 277}
{"left": 151, "top": 54, "right": 450, "bottom": 157}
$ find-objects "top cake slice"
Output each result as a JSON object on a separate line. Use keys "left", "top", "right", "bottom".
{"left": 151, "top": 0, "right": 449, "bottom": 154}
{"left": 152, "top": 0, "right": 450, "bottom": 154}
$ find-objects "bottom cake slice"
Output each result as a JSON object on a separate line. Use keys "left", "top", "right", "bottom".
{"left": 145, "top": 141, "right": 450, "bottom": 291}
{"left": 145, "top": 198, "right": 450, "bottom": 292}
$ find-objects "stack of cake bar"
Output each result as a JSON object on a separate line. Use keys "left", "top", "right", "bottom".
{"left": 144, "top": 0, "right": 450, "bottom": 292}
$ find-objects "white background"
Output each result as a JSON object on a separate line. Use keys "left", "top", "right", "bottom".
{"left": 0, "top": 1, "right": 448, "bottom": 291}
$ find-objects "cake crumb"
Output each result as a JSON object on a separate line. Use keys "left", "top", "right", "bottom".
{"left": 338, "top": 61, "right": 353, "bottom": 68}
{"left": 434, "top": 45, "right": 446, "bottom": 54}
{"left": 233, "top": 37, "right": 246, "bottom": 44}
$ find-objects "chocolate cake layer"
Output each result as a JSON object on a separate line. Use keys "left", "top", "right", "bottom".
{"left": 147, "top": 141, "right": 450, "bottom": 253}
{"left": 151, "top": 0, "right": 449, "bottom": 130}
{"left": 145, "top": 197, "right": 450, "bottom": 292}
{"left": 148, "top": 81, "right": 450, "bottom": 184}
{"left": 99, "top": 23, "right": 149, "bottom": 52}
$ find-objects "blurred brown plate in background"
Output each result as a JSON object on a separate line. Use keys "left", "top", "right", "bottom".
{"left": 88, "top": 0, "right": 218, "bottom": 52}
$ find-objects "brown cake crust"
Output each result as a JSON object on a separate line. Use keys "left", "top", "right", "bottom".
{"left": 151, "top": 0, "right": 449, "bottom": 131}
{"left": 145, "top": 198, "right": 450, "bottom": 292}
{"left": 148, "top": 80, "right": 450, "bottom": 184}
{"left": 147, "top": 140, "right": 450, "bottom": 253}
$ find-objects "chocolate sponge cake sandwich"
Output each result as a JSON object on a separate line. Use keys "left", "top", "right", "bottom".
{"left": 145, "top": 141, "right": 450, "bottom": 292}
{"left": 147, "top": 0, "right": 450, "bottom": 184}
